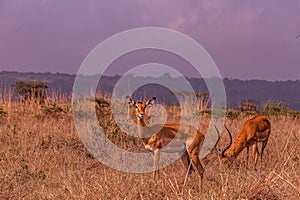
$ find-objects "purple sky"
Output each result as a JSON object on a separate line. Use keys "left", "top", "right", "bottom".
{"left": 0, "top": 0, "right": 299, "bottom": 80}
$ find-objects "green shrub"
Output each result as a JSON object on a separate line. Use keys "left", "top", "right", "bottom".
{"left": 238, "top": 102, "right": 258, "bottom": 112}
{"left": 226, "top": 109, "right": 240, "bottom": 119}
{"left": 43, "top": 103, "right": 65, "bottom": 115}
{"left": 0, "top": 107, "right": 7, "bottom": 118}
{"left": 200, "top": 109, "right": 212, "bottom": 115}
{"left": 286, "top": 109, "right": 300, "bottom": 119}
{"left": 14, "top": 81, "right": 48, "bottom": 103}
{"left": 238, "top": 102, "right": 258, "bottom": 116}
{"left": 89, "top": 97, "right": 110, "bottom": 107}
{"left": 261, "top": 101, "right": 289, "bottom": 116}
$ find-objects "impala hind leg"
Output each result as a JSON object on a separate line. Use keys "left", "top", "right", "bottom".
{"left": 180, "top": 150, "right": 194, "bottom": 175}
{"left": 152, "top": 149, "right": 160, "bottom": 181}
{"left": 189, "top": 153, "right": 204, "bottom": 190}
{"left": 187, "top": 143, "right": 204, "bottom": 190}
{"left": 260, "top": 138, "right": 269, "bottom": 168}
{"left": 187, "top": 131, "right": 205, "bottom": 190}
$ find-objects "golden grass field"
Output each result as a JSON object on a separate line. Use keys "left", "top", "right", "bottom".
{"left": 0, "top": 97, "right": 299, "bottom": 199}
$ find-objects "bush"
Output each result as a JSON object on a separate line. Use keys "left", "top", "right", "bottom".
{"left": 14, "top": 81, "right": 48, "bottom": 103}
{"left": 200, "top": 109, "right": 212, "bottom": 115}
{"left": 0, "top": 107, "right": 7, "bottom": 118}
{"left": 261, "top": 101, "right": 289, "bottom": 116}
{"left": 43, "top": 103, "right": 65, "bottom": 115}
{"left": 238, "top": 102, "right": 258, "bottom": 116}
{"left": 286, "top": 109, "right": 300, "bottom": 119}
{"left": 226, "top": 109, "right": 240, "bottom": 119}
{"left": 89, "top": 97, "right": 110, "bottom": 107}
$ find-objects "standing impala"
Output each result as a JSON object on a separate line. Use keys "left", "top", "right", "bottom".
{"left": 215, "top": 115, "right": 271, "bottom": 169}
{"left": 128, "top": 97, "right": 206, "bottom": 189}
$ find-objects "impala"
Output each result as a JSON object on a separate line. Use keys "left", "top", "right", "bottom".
{"left": 128, "top": 97, "right": 206, "bottom": 189}
{"left": 215, "top": 115, "right": 271, "bottom": 169}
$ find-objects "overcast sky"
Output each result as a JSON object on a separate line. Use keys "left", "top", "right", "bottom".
{"left": 0, "top": 0, "right": 299, "bottom": 80}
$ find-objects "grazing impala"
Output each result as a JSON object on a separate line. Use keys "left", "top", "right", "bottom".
{"left": 215, "top": 115, "right": 271, "bottom": 169}
{"left": 128, "top": 97, "right": 206, "bottom": 189}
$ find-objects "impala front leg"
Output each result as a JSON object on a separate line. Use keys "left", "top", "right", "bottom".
{"left": 245, "top": 146, "right": 249, "bottom": 168}
{"left": 252, "top": 142, "right": 259, "bottom": 170}
{"left": 260, "top": 137, "right": 269, "bottom": 169}
{"left": 152, "top": 149, "right": 160, "bottom": 181}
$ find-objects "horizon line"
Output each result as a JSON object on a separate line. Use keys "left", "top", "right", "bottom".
{"left": 1, "top": 70, "right": 299, "bottom": 82}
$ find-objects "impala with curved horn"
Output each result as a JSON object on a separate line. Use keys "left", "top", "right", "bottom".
{"left": 215, "top": 115, "right": 271, "bottom": 169}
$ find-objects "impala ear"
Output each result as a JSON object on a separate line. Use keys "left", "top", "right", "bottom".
{"left": 146, "top": 97, "right": 156, "bottom": 107}
{"left": 128, "top": 97, "right": 135, "bottom": 106}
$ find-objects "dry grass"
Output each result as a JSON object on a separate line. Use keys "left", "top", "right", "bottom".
{"left": 0, "top": 98, "right": 299, "bottom": 199}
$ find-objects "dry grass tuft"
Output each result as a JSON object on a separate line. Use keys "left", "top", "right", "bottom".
{"left": 247, "top": 183, "right": 280, "bottom": 200}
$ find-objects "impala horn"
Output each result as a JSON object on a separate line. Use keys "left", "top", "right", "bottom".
{"left": 213, "top": 125, "right": 221, "bottom": 151}
{"left": 221, "top": 126, "right": 233, "bottom": 158}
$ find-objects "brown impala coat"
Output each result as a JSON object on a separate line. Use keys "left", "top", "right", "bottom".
{"left": 218, "top": 115, "right": 271, "bottom": 169}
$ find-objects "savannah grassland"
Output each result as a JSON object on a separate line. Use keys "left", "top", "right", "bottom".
{"left": 0, "top": 95, "right": 299, "bottom": 200}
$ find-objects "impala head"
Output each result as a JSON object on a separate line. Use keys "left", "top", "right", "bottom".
{"left": 128, "top": 97, "right": 156, "bottom": 120}
{"left": 214, "top": 126, "right": 234, "bottom": 166}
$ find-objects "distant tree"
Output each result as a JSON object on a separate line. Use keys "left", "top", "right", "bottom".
{"left": 14, "top": 81, "right": 48, "bottom": 103}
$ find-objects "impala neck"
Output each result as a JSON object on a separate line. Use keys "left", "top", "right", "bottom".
{"left": 136, "top": 117, "right": 151, "bottom": 145}
{"left": 224, "top": 132, "right": 247, "bottom": 158}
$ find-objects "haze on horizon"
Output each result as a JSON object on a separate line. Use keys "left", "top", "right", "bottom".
{"left": 0, "top": 0, "right": 299, "bottom": 81}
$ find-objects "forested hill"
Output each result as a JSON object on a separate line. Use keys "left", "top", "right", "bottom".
{"left": 0, "top": 71, "right": 299, "bottom": 110}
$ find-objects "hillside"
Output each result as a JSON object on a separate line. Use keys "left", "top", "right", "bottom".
{"left": 0, "top": 71, "right": 299, "bottom": 110}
